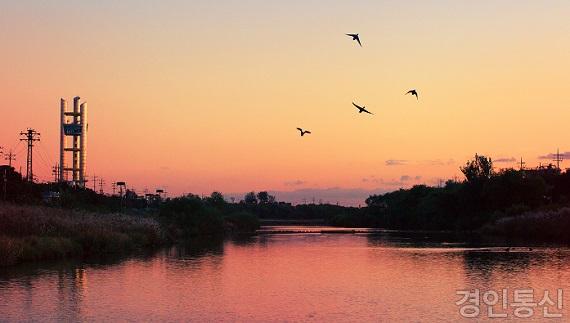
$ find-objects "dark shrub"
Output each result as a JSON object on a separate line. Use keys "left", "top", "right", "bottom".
{"left": 224, "top": 211, "right": 260, "bottom": 233}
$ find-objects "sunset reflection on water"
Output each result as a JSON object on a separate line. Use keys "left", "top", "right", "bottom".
{"left": 1, "top": 229, "right": 569, "bottom": 322}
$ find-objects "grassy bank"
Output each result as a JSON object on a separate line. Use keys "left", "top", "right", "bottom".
{"left": 482, "top": 207, "right": 570, "bottom": 243}
{"left": 0, "top": 197, "right": 262, "bottom": 266}
{"left": 158, "top": 196, "right": 260, "bottom": 240}
{"left": 0, "top": 204, "right": 164, "bottom": 266}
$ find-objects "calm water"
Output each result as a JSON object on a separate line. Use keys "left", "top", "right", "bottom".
{"left": 1, "top": 227, "right": 570, "bottom": 322}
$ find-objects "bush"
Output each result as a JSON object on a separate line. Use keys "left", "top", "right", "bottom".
{"left": 482, "top": 207, "right": 570, "bottom": 243}
{"left": 0, "top": 236, "right": 23, "bottom": 266}
{"left": 224, "top": 211, "right": 260, "bottom": 234}
{"left": 159, "top": 197, "right": 225, "bottom": 238}
{"left": 0, "top": 204, "right": 164, "bottom": 266}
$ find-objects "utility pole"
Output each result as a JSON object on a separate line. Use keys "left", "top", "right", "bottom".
{"left": 519, "top": 157, "right": 525, "bottom": 170}
{"left": 4, "top": 150, "right": 16, "bottom": 167}
{"left": 92, "top": 174, "right": 98, "bottom": 191}
{"left": 52, "top": 164, "right": 60, "bottom": 182}
{"left": 3, "top": 168, "right": 7, "bottom": 201}
{"left": 19, "top": 128, "right": 40, "bottom": 182}
{"left": 552, "top": 148, "right": 563, "bottom": 170}
{"left": 116, "top": 182, "right": 126, "bottom": 210}
{"left": 99, "top": 178, "right": 105, "bottom": 195}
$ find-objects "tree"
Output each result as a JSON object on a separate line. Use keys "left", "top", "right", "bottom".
{"left": 207, "top": 191, "right": 226, "bottom": 208}
{"left": 268, "top": 194, "right": 276, "bottom": 204}
{"left": 244, "top": 191, "right": 258, "bottom": 205}
{"left": 257, "top": 191, "right": 276, "bottom": 204}
{"left": 461, "top": 154, "right": 493, "bottom": 182}
{"left": 257, "top": 191, "right": 269, "bottom": 204}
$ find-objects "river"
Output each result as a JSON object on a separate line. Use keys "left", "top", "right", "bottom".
{"left": 1, "top": 227, "right": 569, "bottom": 322}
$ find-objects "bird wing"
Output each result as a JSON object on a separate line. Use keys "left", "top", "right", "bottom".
{"left": 364, "top": 109, "right": 373, "bottom": 115}
{"left": 356, "top": 37, "right": 362, "bottom": 47}
{"left": 352, "top": 102, "right": 362, "bottom": 109}
{"left": 346, "top": 33, "right": 356, "bottom": 37}
{"left": 296, "top": 127, "right": 303, "bottom": 132}
{"left": 405, "top": 90, "right": 412, "bottom": 95}
{"left": 305, "top": 131, "right": 311, "bottom": 134}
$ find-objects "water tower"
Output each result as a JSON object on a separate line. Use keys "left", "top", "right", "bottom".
{"left": 59, "top": 97, "right": 87, "bottom": 187}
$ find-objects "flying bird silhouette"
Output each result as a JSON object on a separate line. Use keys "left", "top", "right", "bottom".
{"left": 352, "top": 102, "right": 373, "bottom": 115}
{"left": 296, "top": 128, "right": 311, "bottom": 136}
{"left": 346, "top": 33, "right": 362, "bottom": 47}
{"left": 406, "top": 89, "right": 419, "bottom": 100}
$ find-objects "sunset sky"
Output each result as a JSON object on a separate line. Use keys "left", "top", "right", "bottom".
{"left": 1, "top": 1, "right": 569, "bottom": 205}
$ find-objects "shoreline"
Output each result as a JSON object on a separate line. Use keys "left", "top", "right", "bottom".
{"left": 3, "top": 202, "right": 570, "bottom": 267}
{"left": 0, "top": 203, "right": 259, "bottom": 267}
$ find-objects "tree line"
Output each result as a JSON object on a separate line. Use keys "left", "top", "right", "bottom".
{"left": 4, "top": 154, "right": 570, "bottom": 239}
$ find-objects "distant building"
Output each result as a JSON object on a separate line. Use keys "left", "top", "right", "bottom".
{"left": 60, "top": 97, "right": 87, "bottom": 187}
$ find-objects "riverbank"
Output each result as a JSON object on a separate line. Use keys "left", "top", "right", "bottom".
{"left": 0, "top": 201, "right": 262, "bottom": 267}
{"left": 481, "top": 207, "right": 570, "bottom": 244}
{"left": 3, "top": 199, "right": 568, "bottom": 267}
{"left": 0, "top": 204, "right": 164, "bottom": 267}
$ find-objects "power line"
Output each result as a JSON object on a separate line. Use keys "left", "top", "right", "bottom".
{"left": 19, "top": 129, "right": 40, "bottom": 182}
{"left": 4, "top": 150, "right": 16, "bottom": 167}
{"left": 35, "top": 142, "right": 56, "bottom": 180}
{"left": 92, "top": 174, "right": 98, "bottom": 191}
{"left": 519, "top": 157, "right": 525, "bottom": 170}
{"left": 6, "top": 142, "right": 24, "bottom": 176}
{"left": 11, "top": 143, "right": 26, "bottom": 168}
{"left": 99, "top": 178, "right": 105, "bottom": 195}
{"left": 34, "top": 145, "right": 53, "bottom": 176}
{"left": 552, "top": 148, "right": 563, "bottom": 170}
{"left": 37, "top": 141, "right": 55, "bottom": 165}
{"left": 11, "top": 141, "right": 23, "bottom": 155}
{"left": 8, "top": 141, "right": 24, "bottom": 163}
{"left": 52, "top": 164, "right": 60, "bottom": 183}
{"left": 2, "top": 168, "right": 7, "bottom": 201}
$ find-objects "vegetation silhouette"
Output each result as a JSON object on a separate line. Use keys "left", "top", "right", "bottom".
{"left": 361, "top": 155, "right": 560, "bottom": 233}
{"left": 0, "top": 204, "right": 162, "bottom": 266}
{"left": 4, "top": 152, "right": 570, "bottom": 266}
{"left": 157, "top": 193, "right": 260, "bottom": 240}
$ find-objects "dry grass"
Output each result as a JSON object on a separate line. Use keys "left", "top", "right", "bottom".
{"left": 483, "top": 207, "right": 570, "bottom": 243}
{"left": 0, "top": 204, "right": 164, "bottom": 266}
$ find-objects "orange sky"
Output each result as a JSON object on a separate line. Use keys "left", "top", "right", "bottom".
{"left": 1, "top": 1, "right": 569, "bottom": 204}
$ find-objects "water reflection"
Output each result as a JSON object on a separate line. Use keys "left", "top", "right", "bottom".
{"left": 166, "top": 237, "right": 225, "bottom": 260}
{"left": 55, "top": 267, "right": 85, "bottom": 321}
{"left": 1, "top": 229, "right": 569, "bottom": 321}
